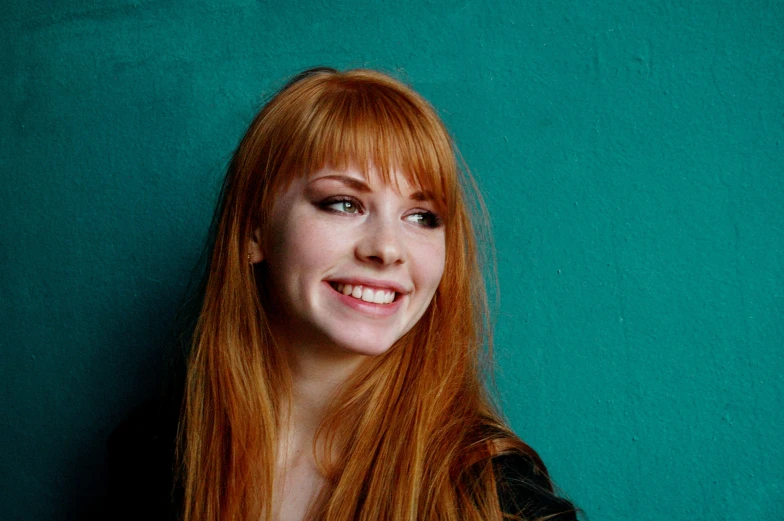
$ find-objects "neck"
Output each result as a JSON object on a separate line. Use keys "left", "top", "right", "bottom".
{"left": 271, "top": 342, "right": 366, "bottom": 521}
{"left": 281, "top": 340, "right": 367, "bottom": 448}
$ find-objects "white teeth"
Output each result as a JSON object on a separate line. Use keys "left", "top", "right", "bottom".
{"left": 332, "top": 282, "right": 397, "bottom": 305}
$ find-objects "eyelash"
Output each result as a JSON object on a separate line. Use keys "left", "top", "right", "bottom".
{"left": 319, "top": 196, "right": 363, "bottom": 215}
{"left": 317, "top": 196, "right": 443, "bottom": 229}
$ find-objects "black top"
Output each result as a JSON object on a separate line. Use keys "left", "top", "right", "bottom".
{"left": 107, "top": 403, "right": 577, "bottom": 521}
{"left": 493, "top": 453, "right": 577, "bottom": 520}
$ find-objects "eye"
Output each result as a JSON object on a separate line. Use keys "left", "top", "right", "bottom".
{"left": 320, "top": 197, "right": 363, "bottom": 214}
{"left": 404, "top": 211, "right": 443, "bottom": 229}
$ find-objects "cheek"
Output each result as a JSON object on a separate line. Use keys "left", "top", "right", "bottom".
{"left": 414, "top": 240, "right": 446, "bottom": 293}
{"left": 267, "top": 215, "right": 345, "bottom": 276}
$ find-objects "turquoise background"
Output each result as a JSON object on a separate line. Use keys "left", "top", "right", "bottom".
{"left": 2, "top": 1, "right": 782, "bottom": 519}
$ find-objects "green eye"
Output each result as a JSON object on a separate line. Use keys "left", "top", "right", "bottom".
{"left": 335, "top": 201, "right": 356, "bottom": 213}
{"left": 321, "top": 198, "right": 362, "bottom": 214}
{"left": 405, "top": 211, "right": 442, "bottom": 228}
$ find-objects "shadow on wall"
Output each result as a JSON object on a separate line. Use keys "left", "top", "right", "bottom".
{"left": 62, "top": 285, "right": 187, "bottom": 521}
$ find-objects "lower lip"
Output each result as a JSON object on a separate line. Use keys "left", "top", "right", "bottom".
{"left": 324, "top": 282, "right": 403, "bottom": 318}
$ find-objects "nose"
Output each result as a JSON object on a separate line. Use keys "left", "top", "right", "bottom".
{"left": 355, "top": 214, "right": 406, "bottom": 266}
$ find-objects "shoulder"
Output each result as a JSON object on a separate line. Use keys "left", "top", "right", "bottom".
{"left": 493, "top": 453, "right": 578, "bottom": 521}
{"left": 107, "top": 399, "right": 180, "bottom": 521}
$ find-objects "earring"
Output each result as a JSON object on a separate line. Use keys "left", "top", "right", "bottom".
{"left": 248, "top": 252, "right": 252, "bottom": 264}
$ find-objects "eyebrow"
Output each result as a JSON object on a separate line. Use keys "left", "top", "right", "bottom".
{"left": 409, "top": 190, "right": 434, "bottom": 202}
{"left": 310, "top": 174, "right": 435, "bottom": 202}
{"left": 312, "top": 174, "right": 371, "bottom": 192}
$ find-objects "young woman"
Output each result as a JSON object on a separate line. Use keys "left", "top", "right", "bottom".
{"left": 108, "top": 67, "right": 577, "bottom": 521}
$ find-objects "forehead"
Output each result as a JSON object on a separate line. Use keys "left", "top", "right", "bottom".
{"left": 307, "top": 163, "right": 423, "bottom": 193}
{"left": 302, "top": 164, "right": 443, "bottom": 213}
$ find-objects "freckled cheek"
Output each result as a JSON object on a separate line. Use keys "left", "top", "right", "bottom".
{"left": 413, "top": 242, "right": 446, "bottom": 292}
{"left": 275, "top": 220, "right": 348, "bottom": 273}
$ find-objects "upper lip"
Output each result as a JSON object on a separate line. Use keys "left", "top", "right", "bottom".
{"left": 327, "top": 276, "right": 409, "bottom": 294}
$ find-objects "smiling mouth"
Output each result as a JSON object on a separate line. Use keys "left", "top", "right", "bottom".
{"left": 329, "top": 282, "right": 398, "bottom": 304}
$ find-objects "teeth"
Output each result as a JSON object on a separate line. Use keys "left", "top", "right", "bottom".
{"left": 331, "top": 282, "right": 396, "bottom": 305}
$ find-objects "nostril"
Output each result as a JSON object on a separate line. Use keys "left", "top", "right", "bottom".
{"left": 355, "top": 229, "right": 405, "bottom": 266}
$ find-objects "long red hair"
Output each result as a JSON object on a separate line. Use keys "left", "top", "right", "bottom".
{"left": 180, "top": 68, "right": 544, "bottom": 521}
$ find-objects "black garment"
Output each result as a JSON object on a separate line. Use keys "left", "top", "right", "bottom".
{"left": 107, "top": 403, "right": 576, "bottom": 520}
{"left": 493, "top": 453, "right": 577, "bottom": 520}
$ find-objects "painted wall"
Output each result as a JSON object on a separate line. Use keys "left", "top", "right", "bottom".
{"left": 2, "top": 1, "right": 782, "bottom": 519}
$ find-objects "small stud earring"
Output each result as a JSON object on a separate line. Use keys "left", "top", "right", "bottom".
{"left": 248, "top": 252, "right": 252, "bottom": 264}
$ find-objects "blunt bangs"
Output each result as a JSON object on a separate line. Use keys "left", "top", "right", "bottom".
{"left": 275, "top": 70, "right": 458, "bottom": 218}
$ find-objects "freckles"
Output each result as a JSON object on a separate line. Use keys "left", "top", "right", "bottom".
{"left": 287, "top": 219, "right": 347, "bottom": 263}
{"left": 411, "top": 243, "right": 446, "bottom": 283}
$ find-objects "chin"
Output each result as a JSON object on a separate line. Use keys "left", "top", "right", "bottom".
{"left": 323, "top": 328, "right": 401, "bottom": 358}
{"left": 332, "top": 337, "right": 397, "bottom": 358}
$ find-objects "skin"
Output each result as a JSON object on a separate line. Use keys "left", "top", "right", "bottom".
{"left": 249, "top": 164, "right": 446, "bottom": 521}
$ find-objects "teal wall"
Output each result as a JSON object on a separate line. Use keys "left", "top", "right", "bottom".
{"left": 2, "top": 1, "right": 782, "bottom": 519}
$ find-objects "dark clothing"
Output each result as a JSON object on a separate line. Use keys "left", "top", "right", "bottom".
{"left": 493, "top": 453, "right": 577, "bottom": 520}
{"left": 107, "top": 403, "right": 576, "bottom": 520}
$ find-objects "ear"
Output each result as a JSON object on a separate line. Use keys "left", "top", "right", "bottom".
{"left": 249, "top": 228, "right": 264, "bottom": 264}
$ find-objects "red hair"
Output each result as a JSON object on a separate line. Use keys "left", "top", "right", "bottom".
{"left": 180, "top": 68, "right": 545, "bottom": 521}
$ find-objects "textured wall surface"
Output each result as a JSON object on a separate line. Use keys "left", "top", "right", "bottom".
{"left": 2, "top": 1, "right": 782, "bottom": 520}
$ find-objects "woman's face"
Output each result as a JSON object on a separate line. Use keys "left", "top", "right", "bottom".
{"left": 254, "top": 164, "right": 446, "bottom": 358}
